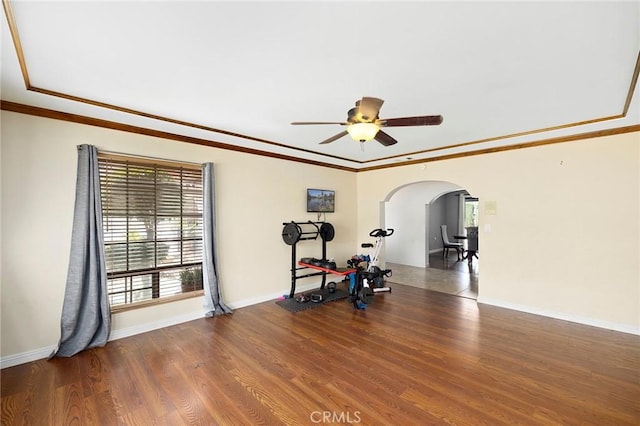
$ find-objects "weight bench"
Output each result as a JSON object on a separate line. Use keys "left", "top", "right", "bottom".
{"left": 294, "top": 261, "right": 356, "bottom": 297}
{"left": 297, "top": 261, "right": 389, "bottom": 309}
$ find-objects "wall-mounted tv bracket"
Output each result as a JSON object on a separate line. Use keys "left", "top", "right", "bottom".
{"left": 281, "top": 221, "right": 335, "bottom": 298}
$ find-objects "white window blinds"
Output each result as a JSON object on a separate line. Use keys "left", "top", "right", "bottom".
{"left": 98, "top": 155, "right": 203, "bottom": 308}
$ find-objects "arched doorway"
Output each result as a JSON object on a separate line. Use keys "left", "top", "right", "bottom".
{"left": 382, "top": 180, "right": 478, "bottom": 299}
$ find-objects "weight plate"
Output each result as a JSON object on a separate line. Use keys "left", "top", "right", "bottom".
{"left": 360, "top": 287, "right": 374, "bottom": 304}
{"left": 282, "top": 222, "right": 302, "bottom": 245}
{"left": 319, "top": 222, "right": 335, "bottom": 242}
{"left": 373, "top": 275, "right": 385, "bottom": 288}
{"left": 368, "top": 266, "right": 385, "bottom": 288}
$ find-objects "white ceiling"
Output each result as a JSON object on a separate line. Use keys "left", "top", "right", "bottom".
{"left": 2, "top": 1, "right": 639, "bottom": 170}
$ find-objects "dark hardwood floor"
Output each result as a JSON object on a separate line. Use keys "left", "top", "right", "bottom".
{"left": 2, "top": 282, "right": 639, "bottom": 425}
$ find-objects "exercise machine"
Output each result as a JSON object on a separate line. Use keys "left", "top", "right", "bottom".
{"left": 347, "top": 228, "right": 394, "bottom": 309}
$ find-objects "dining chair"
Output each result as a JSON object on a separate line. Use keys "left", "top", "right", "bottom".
{"left": 440, "top": 224, "right": 463, "bottom": 260}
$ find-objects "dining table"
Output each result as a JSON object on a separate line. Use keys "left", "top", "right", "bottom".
{"left": 454, "top": 234, "right": 477, "bottom": 264}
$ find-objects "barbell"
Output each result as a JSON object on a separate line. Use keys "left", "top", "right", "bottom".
{"left": 281, "top": 221, "right": 335, "bottom": 245}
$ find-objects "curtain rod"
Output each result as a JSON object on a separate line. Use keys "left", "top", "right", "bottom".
{"left": 97, "top": 149, "right": 203, "bottom": 167}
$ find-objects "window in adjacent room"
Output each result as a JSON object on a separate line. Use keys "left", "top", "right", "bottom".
{"left": 464, "top": 196, "right": 479, "bottom": 228}
{"left": 98, "top": 154, "right": 203, "bottom": 310}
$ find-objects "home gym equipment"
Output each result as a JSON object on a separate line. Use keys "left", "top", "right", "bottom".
{"left": 280, "top": 221, "right": 393, "bottom": 310}
{"left": 281, "top": 221, "right": 342, "bottom": 298}
{"left": 346, "top": 228, "right": 394, "bottom": 308}
{"left": 363, "top": 228, "right": 394, "bottom": 290}
{"left": 280, "top": 220, "right": 355, "bottom": 309}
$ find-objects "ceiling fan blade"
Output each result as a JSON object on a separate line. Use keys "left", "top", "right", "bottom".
{"left": 374, "top": 130, "right": 398, "bottom": 146}
{"left": 291, "top": 121, "right": 347, "bottom": 125}
{"left": 319, "top": 130, "right": 349, "bottom": 145}
{"left": 358, "top": 97, "right": 384, "bottom": 121}
{"left": 382, "top": 115, "right": 443, "bottom": 127}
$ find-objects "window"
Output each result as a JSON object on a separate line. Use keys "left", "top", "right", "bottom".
{"left": 464, "top": 197, "right": 479, "bottom": 228}
{"left": 98, "top": 154, "right": 203, "bottom": 310}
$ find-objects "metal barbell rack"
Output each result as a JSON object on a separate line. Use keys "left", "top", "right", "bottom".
{"left": 281, "top": 221, "right": 335, "bottom": 298}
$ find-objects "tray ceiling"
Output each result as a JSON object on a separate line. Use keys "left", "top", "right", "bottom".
{"left": 2, "top": 1, "right": 639, "bottom": 170}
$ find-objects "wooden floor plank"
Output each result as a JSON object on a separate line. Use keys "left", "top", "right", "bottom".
{"left": 53, "top": 382, "right": 84, "bottom": 425}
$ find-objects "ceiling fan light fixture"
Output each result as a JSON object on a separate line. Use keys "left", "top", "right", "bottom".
{"left": 347, "top": 122, "right": 379, "bottom": 142}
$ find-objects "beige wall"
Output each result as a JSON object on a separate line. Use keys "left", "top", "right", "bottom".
{"left": 357, "top": 132, "right": 640, "bottom": 332}
{"left": 0, "top": 111, "right": 357, "bottom": 360}
{"left": 1, "top": 110, "right": 638, "bottom": 364}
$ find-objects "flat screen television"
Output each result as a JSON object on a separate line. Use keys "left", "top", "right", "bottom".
{"left": 306, "top": 189, "right": 335, "bottom": 213}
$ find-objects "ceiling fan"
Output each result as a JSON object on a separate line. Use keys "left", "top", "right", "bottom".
{"left": 291, "top": 97, "right": 443, "bottom": 146}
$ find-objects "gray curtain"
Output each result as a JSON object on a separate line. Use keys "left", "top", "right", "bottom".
{"left": 52, "top": 145, "right": 110, "bottom": 357}
{"left": 202, "top": 163, "right": 232, "bottom": 316}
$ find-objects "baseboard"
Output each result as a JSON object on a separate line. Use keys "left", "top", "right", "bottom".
{"left": 1, "top": 282, "right": 325, "bottom": 369}
{"left": 0, "top": 345, "right": 58, "bottom": 369}
{"left": 108, "top": 310, "right": 205, "bottom": 341}
{"left": 477, "top": 296, "right": 640, "bottom": 336}
{"left": 0, "top": 311, "right": 207, "bottom": 369}
{"left": 227, "top": 281, "right": 322, "bottom": 309}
